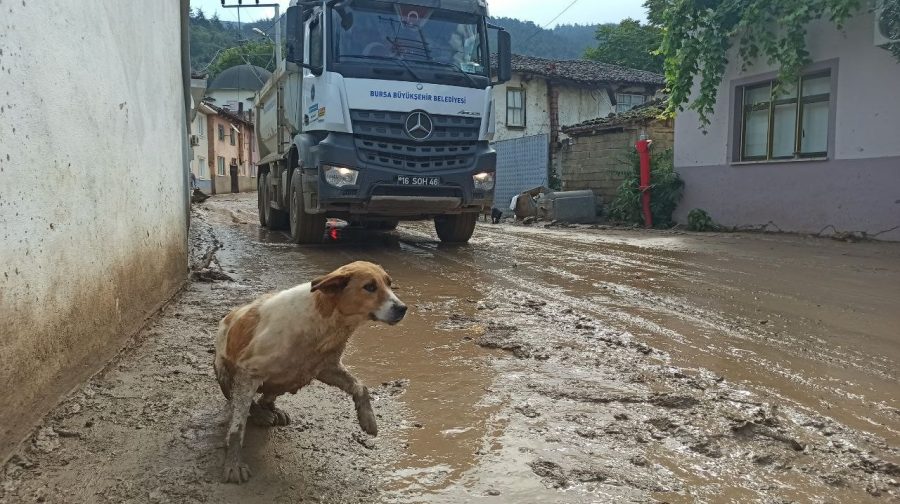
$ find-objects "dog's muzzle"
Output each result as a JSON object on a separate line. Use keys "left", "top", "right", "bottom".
{"left": 386, "top": 303, "right": 407, "bottom": 325}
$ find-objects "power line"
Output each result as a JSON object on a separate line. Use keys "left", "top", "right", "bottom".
{"left": 523, "top": 0, "right": 582, "bottom": 43}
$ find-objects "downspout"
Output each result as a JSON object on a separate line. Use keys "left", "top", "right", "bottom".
{"left": 180, "top": 0, "right": 192, "bottom": 237}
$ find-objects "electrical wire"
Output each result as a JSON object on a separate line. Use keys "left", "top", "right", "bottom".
{"left": 523, "top": 0, "right": 582, "bottom": 43}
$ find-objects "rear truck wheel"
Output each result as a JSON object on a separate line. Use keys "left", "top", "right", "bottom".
{"left": 264, "top": 174, "right": 289, "bottom": 230}
{"left": 257, "top": 173, "right": 268, "bottom": 227}
{"left": 434, "top": 213, "right": 477, "bottom": 243}
{"left": 364, "top": 219, "right": 399, "bottom": 231}
{"left": 289, "top": 169, "right": 326, "bottom": 244}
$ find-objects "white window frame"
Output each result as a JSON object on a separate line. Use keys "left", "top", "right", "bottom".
{"left": 506, "top": 88, "right": 525, "bottom": 128}
{"left": 217, "top": 156, "right": 226, "bottom": 177}
{"left": 198, "top": 156, "right": 206, "bottom": 179}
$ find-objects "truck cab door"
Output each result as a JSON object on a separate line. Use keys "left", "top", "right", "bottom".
{"left": 302, "top": 11, "right": 326, "bottom": 132}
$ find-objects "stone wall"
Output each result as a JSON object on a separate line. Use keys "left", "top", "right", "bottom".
{"left": 559, "top": 122, "right": 674, "bottom": 205}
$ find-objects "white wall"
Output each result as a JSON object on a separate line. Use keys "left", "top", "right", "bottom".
{"left": 674, "top": 11, "right": 900, "bottom": 240}
{"left": 206, "top": 89, "right": 256, "bottom": 114}
{"left": 191, "top": 111, "right": 211, "bottom": 181}
{"left": 0, "top": 1, "right": 189, "bottom": 455}
{"left": 492, "top": 74, "right": 550, "bottom": 142}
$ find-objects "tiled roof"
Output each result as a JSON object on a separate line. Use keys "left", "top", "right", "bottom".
{"left": 493, "top": 54, "right": 666, "bottom": 87}
{"left": 201, "top": 101, "right": 254, "bottom": 128}
{"left": 562, "top": 98, "right": 668, "bottom": 135}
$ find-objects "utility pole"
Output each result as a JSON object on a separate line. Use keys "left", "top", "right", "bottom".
{"left": 220, "top": 1, "right": 282, "bottom": 66}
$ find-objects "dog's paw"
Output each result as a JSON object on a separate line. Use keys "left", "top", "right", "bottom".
{"left": 222, "top": 462, "right": 252, "bottom": 484}
{"left": 357, "top": 407, "right": 378, "bottom": 437}
{"left": 249, "top": 402, "right": 291, "bottom": 427}
{"left": 270, "top": 406, "right": 291, "bottom": 426}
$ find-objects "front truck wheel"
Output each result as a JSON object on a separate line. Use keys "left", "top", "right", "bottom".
{"left": 434, "top": 213, "right": 477, "bottom": 243}
{"left": 289, "top": 169, "right": 326, "bottom": 244}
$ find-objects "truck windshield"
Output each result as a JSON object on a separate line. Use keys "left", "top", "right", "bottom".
{"left": 331, "top": 1, "right": 488, "bottom": 78}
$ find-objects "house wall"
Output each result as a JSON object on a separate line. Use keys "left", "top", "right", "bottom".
{"left": 560, "top": 122, "right": 675, "bottom": 204}
{"left": 191, "top": 111, "right": 212, "bottom": 192}
{"left": 206, "top": 114, "right": 257, "bottom": 194}
{"left": 492, "top": 75, "right": 654, "bottom": 144}
{"left": 206, "top": 89, "right": 256, "bottom": 114}
{"left": 0, "top": 1, "right": 188, "bottom": 458}
{"left": 674, "top": 11, "right": 900, "bottom": 240}
{"left": 492, "top": 74, "right": 551, "bottom": 142}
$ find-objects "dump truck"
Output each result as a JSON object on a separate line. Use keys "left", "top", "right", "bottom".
{"left": 254, "top": 0, "right": 512, "bottom": 243}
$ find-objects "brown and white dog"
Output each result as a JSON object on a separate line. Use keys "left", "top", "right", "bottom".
{"left": 213, "top": 261, "right": 407, "bottom": 484}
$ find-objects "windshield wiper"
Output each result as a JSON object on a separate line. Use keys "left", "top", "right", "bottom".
{"left": 339, "top": 54, "right": 424, "bottom": 82}
{"left": 408, "top": 59, "right": 479, "bottom": 87}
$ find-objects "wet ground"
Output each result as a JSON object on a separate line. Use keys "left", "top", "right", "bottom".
{"left": 2, "top": 192, "right": 899, "bottom": 503}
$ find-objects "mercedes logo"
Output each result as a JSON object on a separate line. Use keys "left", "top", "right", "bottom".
{"left": 404, "top": 111, "right": 434, "bottom": 141}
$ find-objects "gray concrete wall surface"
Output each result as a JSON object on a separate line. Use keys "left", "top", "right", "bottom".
{"left": 0, "top": 1, "right": 189, "bottom": 458}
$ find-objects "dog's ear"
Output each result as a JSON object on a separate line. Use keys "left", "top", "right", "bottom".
{"left": 310, "top": 272, "right": 351, "bottom": 294}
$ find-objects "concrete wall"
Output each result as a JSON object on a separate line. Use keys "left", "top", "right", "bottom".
{"left": 560, "top": 123, "right": 675, "bottom": 204}
{"left": 674, "top": 11, "right": 900, "bottom": 240}
{"left": 206, "top": 114, "right": 257, "bottom": 194}
{"left": 0, "top": 1, "right": 189, "bottom": 456}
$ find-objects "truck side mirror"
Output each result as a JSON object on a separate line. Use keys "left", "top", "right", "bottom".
{"left": 496, "top": 30, "right": 512, "bottom": 84}
{"left": 285, "top": 6, "right": 303, "bottom": 65}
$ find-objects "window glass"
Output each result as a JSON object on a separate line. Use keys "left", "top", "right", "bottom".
{"left": 802, "top": 75, "right": 830, "bottom": 97}
{"left": 801, "top": 101, "right": 829, "bottom": 154}
{"left": 772, "top": 103, "right": 797, "bottom": 158}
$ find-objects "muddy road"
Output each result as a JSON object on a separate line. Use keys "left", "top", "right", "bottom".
{"left": 3, "top": 193, "right": 899, "bottom": 503}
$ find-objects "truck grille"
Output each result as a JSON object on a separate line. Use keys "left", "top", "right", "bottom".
{"left": 350, "top": 110, "right": 481, "bottom": 172}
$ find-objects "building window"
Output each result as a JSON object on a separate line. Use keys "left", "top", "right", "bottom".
{"left": 506, "top": 88, "right": 525, "bottom": 128}
{"left": 739, "top": 70, "right": 831, "bottom": 161}
{"left": 250, "top": 165, "right": 257, "bottom": 178}
{"left": 197, "top": 118, "right": 206, "bottom": 138}
{"left": 615, "top": 93, "right": 645, "bottom": 113}
{"left": 198, "top": 156, "right": 206, "bottom": 178}
{"left": 217, "top": 156, "right": 226, "bottom": 176}
{"left": 218, "top": 124, "right": 225, "bottom": 141}
{"left": 229, "top": 127, "right": 236, "bottom": 146}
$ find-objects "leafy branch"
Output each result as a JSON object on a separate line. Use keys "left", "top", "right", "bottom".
{"left": 653, "top": 0, "right": 899, "bottom": 126}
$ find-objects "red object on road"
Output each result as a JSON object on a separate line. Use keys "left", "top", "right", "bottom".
{"left": 635, "top": 136, "right": 652, "bottom": 228}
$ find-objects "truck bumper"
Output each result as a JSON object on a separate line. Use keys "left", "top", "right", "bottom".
{"left": 305, "top": 132, "right": 495, "bottom": 217}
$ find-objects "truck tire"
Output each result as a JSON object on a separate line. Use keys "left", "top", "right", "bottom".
{"left": 258, "top": 173, "right": 268, "bottom": 227}
{"left": 289, "top": 169, "right": 326, "bottom": 244}
{"left": 434, "top": 213, "right": 477, "bottom": 243}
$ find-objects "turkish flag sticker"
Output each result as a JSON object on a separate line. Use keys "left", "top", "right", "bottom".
{"left": 395, "top": 4, "right": 432, "bottom": 27}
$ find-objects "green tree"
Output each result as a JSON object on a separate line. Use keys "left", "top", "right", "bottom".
{"left": 652, "top": 0, "right": 900, "bottom": 126}
{"left": 207, "top": 40, "right": 277, "bottom": 78}
{"left": 584, "top": 19, "right": 664, "bottom": 74}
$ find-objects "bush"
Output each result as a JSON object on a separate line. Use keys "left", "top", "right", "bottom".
{"left": 687, "top": 208, "right": 716, "bottom": 231}
{"left": 608, "top": 147, "right": 683, "bottom": 228}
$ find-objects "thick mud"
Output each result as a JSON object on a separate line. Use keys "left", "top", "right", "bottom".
{"left": 2, "top": 193, "right": 898, "bottom": 503}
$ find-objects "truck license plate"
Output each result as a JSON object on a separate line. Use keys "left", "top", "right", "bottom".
{"left": 396, "top": 176, "right": 441, "bottom": 186}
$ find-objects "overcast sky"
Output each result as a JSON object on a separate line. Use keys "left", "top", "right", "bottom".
{"left": 191, "top": 0, "right": 648, "bottom": 26}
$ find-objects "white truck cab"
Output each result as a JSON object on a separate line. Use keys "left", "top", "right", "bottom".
{"left": 255, "top": 0, "right": 512, "bottom": 243}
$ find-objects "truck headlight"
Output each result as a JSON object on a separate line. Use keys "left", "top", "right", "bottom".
{"left": 323, "top": 165, "right": 358, "bottom": 187}
{"left": 473, "top": 172, "right": 495, "bottom": 191}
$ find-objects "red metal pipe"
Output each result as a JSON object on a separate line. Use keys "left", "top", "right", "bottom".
{"left": 635, "top": 137, "right": 652, "bottom": 228}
